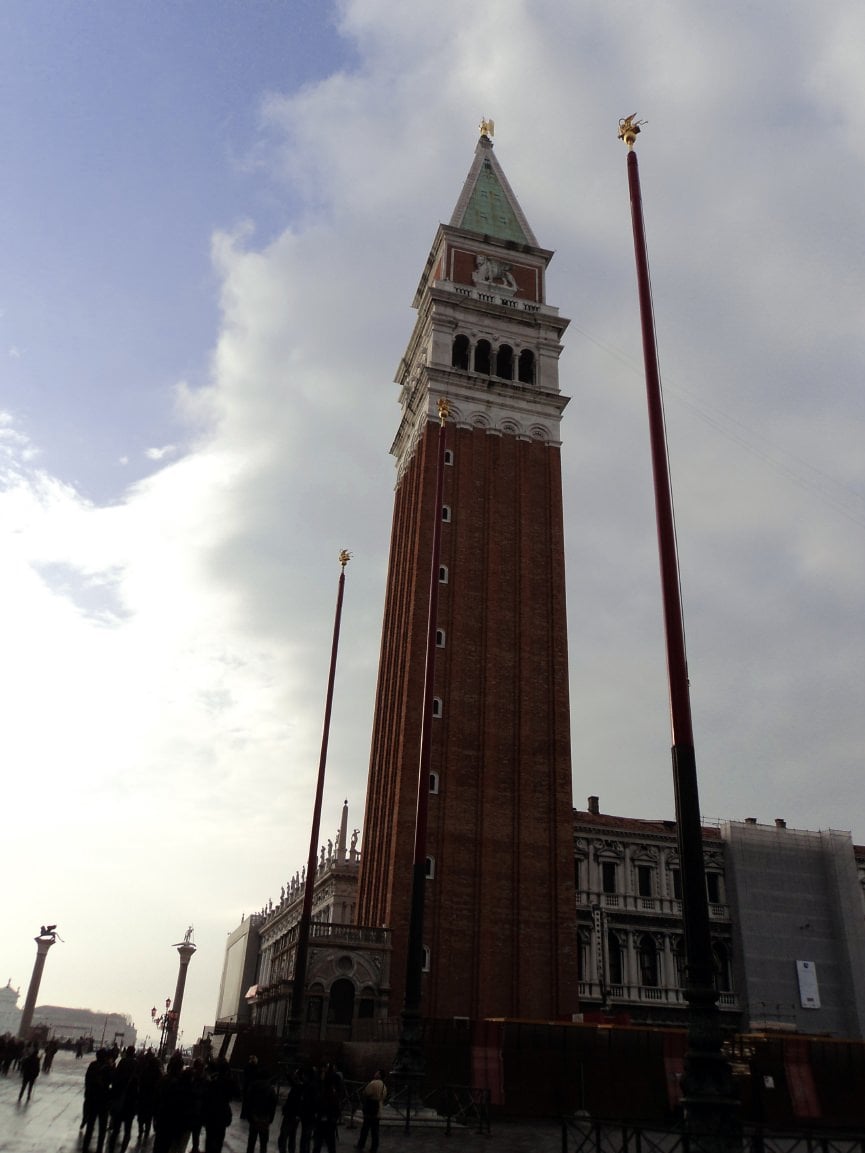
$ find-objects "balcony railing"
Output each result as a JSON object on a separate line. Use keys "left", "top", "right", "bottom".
{"left": 577, "top": 980, "right": 739, "bottom": 1011}
{"left": 577, "top": 890, "right": 730, "bottom": 921}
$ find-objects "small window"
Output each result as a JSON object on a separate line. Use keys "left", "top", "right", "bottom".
{"left": 432, "top": 697, "right": 442, "bottom": 718}
{"left": 602, "top": 861, "right": 617, "bottom": 894}
{"left": 637, "top": 865, "right": 653, "bottom": 898}
{"left": 435, "top": 629, "right": 445, "bottom": 648}
{"left": 671, "top": 868, "right": 682, "bottom": 900}
{"left": 607, "top": 931, "right": 623, "bottom": 985}
{"left": 451, "top": 334, "right": 470, "bottom": 371}
{"left": 444, "top": 450, "right": 454, "bottom": 466}
{"left": 496, "top": 344, "right": 514, "bottom": 380}
{"left": 442, "top": 505, "right": 451, "bottom": 522}
{"left": 429, "top": 771, "right": 439, "bottom": 794}
{"left": 438, "top": 565, "right": 448, "bottom": 583}
{"left": 517, "top": 348, "right": 535, "bottom": 384}
{"left": 422, "top": 946, "right": 431, "bottom": 972}
{"left": 474, "top": 339, "right": 492, "bottom": 375}
{"left": 425, "top": 856, "right": 435, "bottom": 879}
{"left": 574, "top": 858, "right": 582, "bottom": 890}
{"left": 706, "top": 873, "right": 722, "bottom": 904}
{"left": 639, "top": 936, "right": 659, "bottom": 988}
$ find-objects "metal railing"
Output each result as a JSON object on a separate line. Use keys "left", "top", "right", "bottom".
{"left": 561, "top": 1118, "right": 865, "bottom": 1153}
{"left": 341, "top": 1080, "right": 492, "bottom": 1137}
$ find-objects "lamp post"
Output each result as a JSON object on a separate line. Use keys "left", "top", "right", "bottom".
{"left": 151, "top": 998, "right": 173, "bottom": 1061}
{"left": 619, "top": 115, "right": 738, "bottom": 1140}
{"left": 18, "top": 926, "right": 58, "bottom": 1041}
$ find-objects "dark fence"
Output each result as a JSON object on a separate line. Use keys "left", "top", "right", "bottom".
{"left": 562, "top": 1118, "right": 865, "bottom": 1153}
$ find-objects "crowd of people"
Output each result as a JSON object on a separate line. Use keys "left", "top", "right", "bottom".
{"left": 80, "top": 1046, "right": 234, "bottom": 1153}
{"left": 2, "top": 1032, "right": 389, "bottom": 1153}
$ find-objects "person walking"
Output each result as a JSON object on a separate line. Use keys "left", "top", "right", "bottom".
{"left": 17, "top": 1045, "right": 41, "bottom": 1102}
{"left": 311, "top": 1065, "right": 342, "bottom": 1153}
{"left": 244, "top": 1065, "right": 278, "bottom": 1153}
{"left": 355, "top": 1071, "right": 387, "bottom": 1153}
{"left": 82, "top": 1049, "right": 115, "bottom": 1153}
{"left": 107, "top": 1045, "right": 139, "bottom": 1153}
{"left": 202, "top": 1056, "right": 234, "bottom": 1153}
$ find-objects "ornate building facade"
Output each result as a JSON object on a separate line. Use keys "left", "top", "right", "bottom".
{"left": 229, "top": 803, "right": 391, "bottom": 1041}
{"left": 574, "top": 798, "right": 738, "bottom": 1028}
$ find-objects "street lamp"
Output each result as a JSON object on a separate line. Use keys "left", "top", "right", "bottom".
{"left": 151, "top": 998, "right": 175, "bottom": 1061}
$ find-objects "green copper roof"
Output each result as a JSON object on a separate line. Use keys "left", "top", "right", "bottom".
{"left": 449, "top": 136, "right": 538, "bottom": 246}
{"left": 457, "top": 157, "right": 530, "bottom": 244}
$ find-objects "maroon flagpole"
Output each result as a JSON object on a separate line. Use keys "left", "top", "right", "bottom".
{"left": 392, "top": 397, "right": 450, "bottom": 1083}
{"left": 619, "top": 115, "right": 738, "bottom": 1139}
{"left": 285, "top": 549, "right": 351, "bottom": 1060}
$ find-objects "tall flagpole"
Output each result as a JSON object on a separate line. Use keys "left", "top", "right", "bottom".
{"left": 392, "top": 397, "right": 450, "bottom": 1083}
{"left": 285, "top": 549, "right": 351, "bottom": 1062}
{"left": 618, "top": 115, "right": 738, "bottom": 1141}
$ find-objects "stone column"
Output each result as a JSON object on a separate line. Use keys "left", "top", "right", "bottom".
{"left": 164, "top": 931, "right": 197, "bottom": 1056}
{"left": 18, "top": 929, "right": 57, "bottom": 1040}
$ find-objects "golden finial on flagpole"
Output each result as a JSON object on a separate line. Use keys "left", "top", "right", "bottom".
{"left": 437, "top": 397, "right": 450, "bottom": 425}
{"left": 338, "top": 549, "right": 351, "bottom": 569}
{"left": 618, "top": 113, "right": 647, "bottom": 149}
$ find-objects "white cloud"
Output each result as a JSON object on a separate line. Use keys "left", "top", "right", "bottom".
{"left": 4, "top": 0, "right": 864, "bottom": 1043}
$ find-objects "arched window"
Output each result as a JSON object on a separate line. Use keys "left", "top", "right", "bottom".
{"left": 452, "top": 334, "right": 470, "bottom": 370}
{"left": 607, "top": 931, "right": 623, "bottom": 986}
{"left": 327, "top": 978, "right": 355, "bottom": 1026}
{"left": 639, "top": 936, "right": 659, "bottom": 987}
{"left": 429, "top": 771, "right": 440, "bottom": 794}
{"left": 442, "top": 505, "right": 451, "bottom": 522}
{"left": 673, "top": 938, "right": 686, "bottom": 988}
{"left": 518, "top": 349, "right": 535, "bottom": 384}
{"left": 496, "top": 344, "right": 514, "bottom": 380}
{"left": 474, "top": 339, "right": 492, "bottom": 374}
{"left": 422, "top": 946, "right": 431, "bottom": 972}
{"left": 713, "top": 943, "right": 733, "bottom": 992}
{"left": 432, "top": 697, "right": 442, "bottom": 718}
{"left": 444, "top": 449, "right": 454, "bottom": 466}
{"left": 438, "top": 565, "right": 448, "bottom": 584}
{"left": 425, "top": 856, "right": 435, "bottom": 879}
{"left": 436, "top": 628, "right": 445, "bottom": 648}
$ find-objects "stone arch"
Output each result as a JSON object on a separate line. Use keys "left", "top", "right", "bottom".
{"left": 327, "top": 977, "right": 355, "bottom": 1026}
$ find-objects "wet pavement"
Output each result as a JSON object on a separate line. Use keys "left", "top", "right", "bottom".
{"left": 0, "top": 1050, "right": 563, "bottom": 1152}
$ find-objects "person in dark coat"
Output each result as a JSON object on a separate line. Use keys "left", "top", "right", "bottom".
{"left": 311, "top": 1065, "right": 342, "bottom": 1153}
{"left": 17, "top": 1045, "right": 40, "bottom": 1102}
{"left": 202, "top": 1057, "right": 234, "bottom": 1153}
{"left": 83, "top": 1049, "right": 115, "bottom": 1153}
{"left": 153, "top": 1052, "right": 193, "bottom": 1153}
{"left": 278, "top": 1068, "right": 314, "bottom": 1153}
{"left": 187, "top": 1057, "right": 208, "bottom": 1153}
{"left": 244, "top": 1065, "right": 278, "bottom": 1153}
{"left": 136, "top": 1048, "right": 162, "bottom": 1141}
{"left": 107, "top": 1045, "right": 139, "bottom": 1152}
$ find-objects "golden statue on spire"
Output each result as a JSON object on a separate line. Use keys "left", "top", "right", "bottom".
{"left": 479, "top": 116, "right": 495, "bottom": 140}
{"left": 618, "top": 113, "right": 647, "bottom": 148}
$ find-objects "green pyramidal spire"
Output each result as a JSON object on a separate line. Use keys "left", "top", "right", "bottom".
{"left": 449, "top": 123, "right": 538, "bottom": 246}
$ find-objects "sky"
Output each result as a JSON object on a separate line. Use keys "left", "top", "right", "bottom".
{"left": 2, "top": 0, "right": 863, "bottom": 1046}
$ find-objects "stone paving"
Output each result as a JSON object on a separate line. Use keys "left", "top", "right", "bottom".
{"left": 0, "top": 1051, "right": 564, "bottom": 1153}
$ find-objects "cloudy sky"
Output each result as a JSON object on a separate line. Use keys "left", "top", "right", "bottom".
{"left": 3, "top": 1, "right": 863, "bottom": 1045}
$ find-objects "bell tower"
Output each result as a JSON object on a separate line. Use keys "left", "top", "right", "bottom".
{"left": 358, "top": 126, "right": 578, "bottom": 1021}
